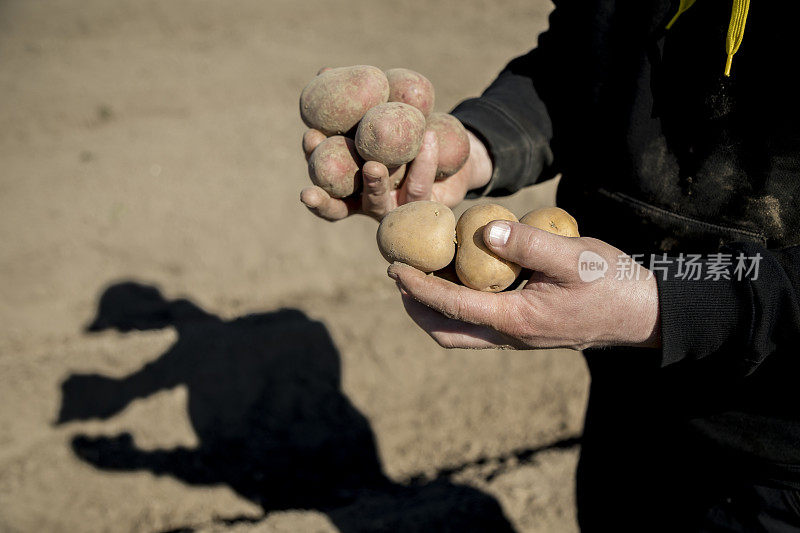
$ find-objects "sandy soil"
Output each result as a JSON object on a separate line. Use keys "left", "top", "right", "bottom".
{"left": 0, "top": 1, "right": 590, "bottom": 531}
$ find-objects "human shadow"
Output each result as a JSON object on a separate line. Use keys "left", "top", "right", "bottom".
{"left": 56, "top": 282, "right": 515, "bottom": 532}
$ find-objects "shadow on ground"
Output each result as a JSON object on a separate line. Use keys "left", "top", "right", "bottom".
{"left": 56, "top": 281, "right": 515, "bottom": 532}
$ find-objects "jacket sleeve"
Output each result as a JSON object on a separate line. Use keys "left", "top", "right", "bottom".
{"left": 450, "top": 2, "right": 584, "bottom": 198}
{"left": 656, "top": 242, "right": 800, "bottom": 375}
{"left": 451, "top": 53, "right": 557, "bottom": 198}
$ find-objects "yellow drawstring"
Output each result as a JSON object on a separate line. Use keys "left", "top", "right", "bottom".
{"left": 665, "top": 0, "right": 697, "bottom": 30}
{"left": 724, "top": 0, "right": 750, "bottom": 76}
{"left": 665, "top": 0, "right": 751, "bottom": 77}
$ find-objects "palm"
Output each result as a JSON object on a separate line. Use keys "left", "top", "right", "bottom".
{"left": 431, "top": 173, "right": 471, "bottom": 207}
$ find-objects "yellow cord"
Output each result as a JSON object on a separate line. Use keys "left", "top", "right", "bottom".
{"left": 724, "top": 0, "right": 750, "bottom": 76}
{"left": 665, "top": 0, "right": 751, "bottom": 77}
{"left": 665, "top": 0, "right": 697, "bottom": 29}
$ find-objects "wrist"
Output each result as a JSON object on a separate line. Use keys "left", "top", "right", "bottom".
{"left": 465, "top": 131, "right": 493, "bottom": 191}
{"left": 624, "top": 274, "right": 662, "bottom": 349}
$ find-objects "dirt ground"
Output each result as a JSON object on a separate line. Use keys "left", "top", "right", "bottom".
{"left": 0, "top": 1, "right": 591, "bottom": 531}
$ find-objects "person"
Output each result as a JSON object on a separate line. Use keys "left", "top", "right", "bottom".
{"left": 301, "top": 1, "right": 800, "bottom": 530}
{"left": 59, "top": 283, "right": 515, "bottom": 530}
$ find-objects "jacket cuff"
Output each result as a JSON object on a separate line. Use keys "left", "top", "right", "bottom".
{"left": 656, "top": 260, "right": 751, "bottom": 367}
{"left": 451, "top": 97, "right": 546, "bottom": 199}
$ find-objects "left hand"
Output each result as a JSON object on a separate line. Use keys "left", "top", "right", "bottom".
{"left": 56, "top": 374, "right": 125, "bottom": 423}
{"left": 388, "top": 220, "right": 661, "bottom": 351}
{"left": 301, "top": 130, "right": 491, "bottom": 221}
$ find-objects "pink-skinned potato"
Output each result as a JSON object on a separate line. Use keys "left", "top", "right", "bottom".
{"left": 299, "top": 65, "right": 389, "bottom": 136}
{"left": 355, "top": 102, "right": 426, "bottom": 167}
{"left": 385, "top": 68, "right": 435, "bottom": 117}
{"left": 427, "top": 113, "right": 470, "bottom": 179}
{"left": 307, "top": 136, "right": 363, "bottom": 198}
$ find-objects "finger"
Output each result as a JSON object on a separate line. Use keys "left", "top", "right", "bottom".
{"left": 388, "top": 262, "right": 504, "bottom": 327}
{"left": 300, "top": 186, "right": 355, "bottom": 221}
{"left": 388, "top": 163, "right": 407, "bottom": 191}
{"left": 483, "top": 221, "right": 582, "bottom": 280}
{"left": 360, "top": 161, "right": 392, "bottom": 219}
{"left": 400, "top": 293, "right": 522, "bottom": 349}
{"left": 303, "top": 129, "right": 327, "bottom": 161}
{"left": 401, "top": 130, "right": 438, "bottom": 203}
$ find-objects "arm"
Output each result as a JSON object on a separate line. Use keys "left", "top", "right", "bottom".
{"left": 658, "top": 242, "right": 800, "bottom": 375}
{"left": 57, "top": 350, "right": 180, "bottom": 423}
{"left": 451, "top": 53, "right": 557, "bottom": 198}
{"left": 452, "top": 0, "right": 588, "bottom": 198}
{"left": 389, "top": 219, "right": 800, "bottom": 380}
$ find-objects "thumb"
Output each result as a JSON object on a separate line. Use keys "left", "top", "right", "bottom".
{"left": 483, "top": 221, "right": 581, "bottom": 280}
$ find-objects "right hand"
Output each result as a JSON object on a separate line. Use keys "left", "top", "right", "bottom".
{"left": 300, "top": 129, "right": 493, "bottom": 221}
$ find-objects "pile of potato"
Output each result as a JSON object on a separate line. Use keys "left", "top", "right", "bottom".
{"left": 300, "top": 65, "right": 471, "bottom": 197}
{"left": 300, "top": 65, "right": 579, "bottom": 293}
{"left": 377, "top": 202, "right": 580, "bottom": 292}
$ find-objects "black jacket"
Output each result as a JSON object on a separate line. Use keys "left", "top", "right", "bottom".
{"left": 452, "top": 1, "right": 800, "bottom": 488}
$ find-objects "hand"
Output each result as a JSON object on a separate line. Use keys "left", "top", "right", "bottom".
{"left": 71, "top": 432, "right": 137, "bottom": 468}
{"left": 56, "top": 374, "right": 126, "bottom": 423}
{"left": 388, "top": 221, "right": 661, "bottom": 351}
{"left": 300, "top": 129, "right": 492, "bottom": 221}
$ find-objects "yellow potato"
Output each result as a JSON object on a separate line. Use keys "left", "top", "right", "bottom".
{"left": 455, "top": 204, "right": 521, "bottom": 292}
{"left": 519, "top": 207, "right": 580, "bottom": 237}
{"left": 377, "top": 201, "right": 456, "bottom": 272}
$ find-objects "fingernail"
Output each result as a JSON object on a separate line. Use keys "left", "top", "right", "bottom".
{"left": 388, "top": 262, "right": 411, "bottom": 281}
{"left": 487, "top": 222, "right": 511, "bottom": 246}
{"left": 396, "top": 281, "right": 408, "bottom": 296}
{"left": 364, "top": 173, "right": 382, "bottom": 188}
{"left": 300, "top": 189, "right": 319, "bottom": 207}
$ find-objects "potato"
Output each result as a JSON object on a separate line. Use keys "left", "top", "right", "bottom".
{"left": 427, "top": 113, "right": 470, "bottom": 179}
{"left": 299, "top": 65, "right": 389, "bottom": 136}
{"left": 376, "top": 201, "right": 456, "bottom": 272}
{"left": 520, "top": 207, "right": 580, "bottom": 237}
{"left": 385, "top": 68, "right": 435, "bottom": 117}
{"left": 355, "top": 102, "right": 426, "bottom": 167}
{"left": 455, "top": 204, "right": 521, "bottom": 292}
{"left": 307, "top": 136, "right": 362, "bottom": 198}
